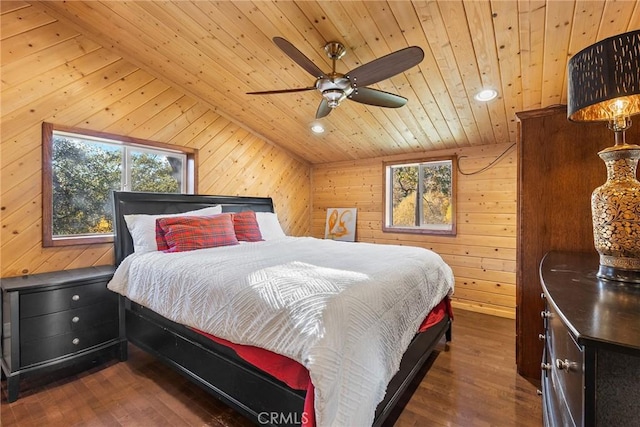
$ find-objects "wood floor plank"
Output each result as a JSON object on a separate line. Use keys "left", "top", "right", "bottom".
{"left": 0, "top": 309, "right": 541, "bottom": 426}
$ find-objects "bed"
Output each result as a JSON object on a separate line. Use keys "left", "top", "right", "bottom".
{"left": 108, "top": 191, "right": 454, "bottom": 427}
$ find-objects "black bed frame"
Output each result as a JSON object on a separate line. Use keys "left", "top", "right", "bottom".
{"left": 111, "top": 191, "right": 451, "bottom": 426}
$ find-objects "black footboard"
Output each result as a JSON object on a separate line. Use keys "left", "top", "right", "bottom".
{"left": 125, "top": 299, "right": 305, "bottom": 426}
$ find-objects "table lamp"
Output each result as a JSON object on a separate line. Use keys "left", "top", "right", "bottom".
{"left": 567, "top": 29, "right": 640, "bottom": 283}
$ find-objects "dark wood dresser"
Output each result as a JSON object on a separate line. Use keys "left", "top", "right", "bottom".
{"left": 1, "top": 266, "right": 125, "bottom": 402}
{"left": 515, "top": 105, "right": 640, "bottom": 382}
{"left": 540, "top": 251, "right": 640, "bottom": 426}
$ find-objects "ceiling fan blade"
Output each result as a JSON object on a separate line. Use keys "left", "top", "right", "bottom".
{"left": 246, "top": 87, "right": 316, "bottom": 95}
{"left": 348, "top": 87, "right": 408, "bottom": 108}
{"left": 316, "top": 99, "right": 332, "bottom": 119}
{"left": 346, "top": 46, "right": 424, "bottom": 87}
{"left": 273, "top": 37, "right": 326, "bottom": 79}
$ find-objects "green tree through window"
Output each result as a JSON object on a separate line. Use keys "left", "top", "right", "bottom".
{"left": 384, "top": 157, "right": 456, "bottom": 235}
{"left": 43, "top": 123, "right": 195, "bottom": 246}
{"left": 52, "top": 137, "right": 121, "bottom": 236}
{"left": 131, "top": 152, "right": 182, "bottom": 193}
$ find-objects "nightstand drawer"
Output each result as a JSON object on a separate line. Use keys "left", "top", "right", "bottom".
{"left": 20, "top": 300, "right": 117, "bottom": 341}
{"left": 20, "top": 281, "right": 111, "bottom": 318}
{"left": 20, "top": 320, "right": 118, "bottom": 367}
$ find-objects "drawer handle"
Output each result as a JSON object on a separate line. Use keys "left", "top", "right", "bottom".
{"left": 72, "top": 338, "right": 80, "bottom": 345}
{"left": 538, "top": 333, "right": 546, "bottom": 341}
{"left": 555, "top": 358, "right": 575, "bottom": 372}
{"left": 541, "top": 362, "right": 552, "bottom": 371}
{"left": 72, "top": 294, "right": 80, "bottom": 301}
{"left": 540, "top": 311, "right": 551, "bottom": 319}
{"left": 72, "top": 316, "right": 80, "bottom": 323}
{"left": 536, "top": 389, "right": 543, "bottom": 396}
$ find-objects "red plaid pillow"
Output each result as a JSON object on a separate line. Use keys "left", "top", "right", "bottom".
{"left": 233, "top": 211, "right": 263, "bottom": 242}
{"left": 155, "top": 213, "right": 229, "bottom": 251}
{"left": 155, "top": 214, "right": 238, "bottom": 253}
{"left": 156, "top": 218, "right": 170, "bottom": 252}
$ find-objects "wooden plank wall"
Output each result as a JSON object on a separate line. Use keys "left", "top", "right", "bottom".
{"left": 2, "top": 1, "right": 518, "bottom": 319}
{"left": 0, "top": 2, "right": 311, "bottom": 278}
{"left": 311, "top": 143, "right": 517, "bottom": 318}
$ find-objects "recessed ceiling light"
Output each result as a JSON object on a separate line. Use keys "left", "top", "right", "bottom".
{"left": 474, "top": 89, "right": 498, "bottom": 102}
{"left": 311, "top": 124, "right": 325, "bottom": 134}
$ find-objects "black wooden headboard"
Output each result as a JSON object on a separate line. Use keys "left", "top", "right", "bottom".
{"left": 111, "top": 191, "right": 274, "bottom": 266}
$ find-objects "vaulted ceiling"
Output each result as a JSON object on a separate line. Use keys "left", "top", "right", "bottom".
{"left": 34, "top": 1, "right": 639, "bottom": 164}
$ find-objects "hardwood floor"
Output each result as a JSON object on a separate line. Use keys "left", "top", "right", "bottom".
{"left": 1, "top": 310, "right": 542, "bottom": 426}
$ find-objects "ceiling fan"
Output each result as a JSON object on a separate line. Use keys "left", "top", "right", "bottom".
{"left": 247, "top": 37, "right": 425, "bottom": 119}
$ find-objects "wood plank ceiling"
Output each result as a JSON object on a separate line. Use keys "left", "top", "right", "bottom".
{"left": 28, "top": 1, "right": 640, "bottom": 164}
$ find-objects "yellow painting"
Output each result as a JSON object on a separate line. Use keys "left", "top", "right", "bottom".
{"left": 324, "top": 208, "right": 357, "bottom": 241}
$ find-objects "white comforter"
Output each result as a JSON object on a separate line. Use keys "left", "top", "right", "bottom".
{"left": 108, "top": 237, "right": 454, "bottom": 426}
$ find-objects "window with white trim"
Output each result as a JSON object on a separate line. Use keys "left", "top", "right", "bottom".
{"left": 42, "top": 123, "right": 196, "bottom": 246}
{"left": 383, "top": 156, "right": 456, "bottom": 235}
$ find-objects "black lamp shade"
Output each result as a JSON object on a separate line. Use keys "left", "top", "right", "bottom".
{"left": 567, "top": 30, "right": 640, "bottom": 122}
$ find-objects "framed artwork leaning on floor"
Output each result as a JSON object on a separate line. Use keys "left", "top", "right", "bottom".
{"left": 324, "top": 208, "right": 357, "bottom": 241}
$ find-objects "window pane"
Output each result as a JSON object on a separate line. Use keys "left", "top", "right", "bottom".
{"left": 421, "top": 161, "right": 453, "bottom": 228}
{"left": 391, "top": 165, "right": 418, "bottom": 226}
{"left": 130, "top": 150, "right": 182, "bottom": 193}
{"left": 52, "top": 135, "right": 121, "bottom": 236}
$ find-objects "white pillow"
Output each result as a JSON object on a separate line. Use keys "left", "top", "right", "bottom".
{"left": 124, "top": 205, "right": 222, "bottom": 253}
{"left": 255, "top": 211, "right": 286, "bottom": 240}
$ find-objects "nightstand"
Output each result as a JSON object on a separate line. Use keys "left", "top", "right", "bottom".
{"left": 539, "top": 251, "right": 640, "bottom": 426}
{"left": 1, "top": 265, "right": 125, "bottom": 402}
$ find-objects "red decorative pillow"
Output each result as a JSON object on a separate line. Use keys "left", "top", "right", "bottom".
{"left": 232, "top": 211, "right": 263, "bottom": 242}
{"left": 155, "top": 214, "right": 238, "bottom": 253}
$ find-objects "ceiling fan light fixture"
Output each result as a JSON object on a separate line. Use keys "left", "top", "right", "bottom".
{"left": 322, "top": 89, "right": 346, "bottom": 108}
{"left": 474, "top": 89, "right": 498, "bottom": 102}
{"left": 311, "top": 124, "right": 325, "bottom": 134}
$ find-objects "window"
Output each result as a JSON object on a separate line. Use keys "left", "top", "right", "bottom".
{"left": 42, "top": 123, "right": 197, "bottom": 246}
{"left": 383, "top": 156, "right": 456, "bottom": 235}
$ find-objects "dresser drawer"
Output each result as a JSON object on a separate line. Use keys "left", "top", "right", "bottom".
{"left": 543, "top": 340, "right": 578, "bottom": 427}
{"left": 20, "top": 299, "right": 117, "bottom": 341}
{"left": 20, "top": 281, "right": 111, "bottom": 318}
{"left": 542, "top": 369, "right": 566, "bottom": 427}
{"left": 20, "top": 320, "right": 118, "bottom": 367}
{"left": 548, "top": 304, "right": 584, "bottom": 427}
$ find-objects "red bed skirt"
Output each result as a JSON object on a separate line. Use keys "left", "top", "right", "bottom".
{"left": 193, "top": 297, "right": 451, "bottom": 426}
